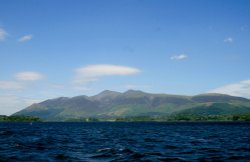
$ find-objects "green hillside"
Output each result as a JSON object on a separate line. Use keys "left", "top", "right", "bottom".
{"left": 13, "top": 90, "right": 250, "bottom": 121}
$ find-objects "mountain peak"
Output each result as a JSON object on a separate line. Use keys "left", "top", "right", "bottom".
{"left": 91, "top": 90, "right": 121, "bottom": 100}
{"left": 123, "top": 89, "right": 147, "bottom": 96}
{"left": 98, "top": 90, "right": 121, "bottom": 96}
{"left": 13, "top": 90, "right": 250, "bottom": 121}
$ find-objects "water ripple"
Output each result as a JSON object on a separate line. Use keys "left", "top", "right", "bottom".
{"left": 0, "top": 122, "right": 249, "bottom": 161}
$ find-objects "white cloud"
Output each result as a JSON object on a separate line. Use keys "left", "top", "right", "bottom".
{"left": 171, "top": 54, "right": 188, "bottom": 60}
{"left": 0, "top": 28, "right": 8, "bottom": 41}
{"left": 0, "top": 72, "right": 44, "bottom": 91}
{"left": 17, "top": 34, "right": 33, "bottom": 43}
{"left": 224, "top": 37, "right": 233, "bottom": 43}
{"left": 0, "top": 81, "right": 24, "bottom": 90}
{"left": 74, "top": 64, "right": 141, "bottom": 84}
{"left": 209, "top": 79, "right": 250, "bottom": 98}
{"left": 0, "top": 95, "right": 41, "bottom": 115}
{"left": 15, "top": 72, "right": 44, "bottom": 81}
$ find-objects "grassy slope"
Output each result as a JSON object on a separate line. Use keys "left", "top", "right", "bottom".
{"left": 13, "top": 91, "right": 250, "bottom": 120}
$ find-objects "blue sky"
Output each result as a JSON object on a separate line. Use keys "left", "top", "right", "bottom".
{"left": 1, "top": 0, "right": 250, "bottom": 115}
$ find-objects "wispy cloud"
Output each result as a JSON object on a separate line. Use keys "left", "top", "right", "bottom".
{"left": 74, "top": 64, "right": 141, "bottom": 84}
{"left": 170, "top": 54, "right": 188, "bottom": 60}
{"left": 0, "top": 28, "right": 8, "bottom": 41}
{"left": 17, "top": 34, "right": 33, "bottom": 43}
{"left": 209, "top": 79, "right": 250, "bottom": 98}
{"left": 0, "top": 95, "right": 41, "bottom": 115}
{"left": 224, "top": 37, "right": 233, "bottom": 43}
{"left": 0, "top": 81, "right": 24, "bottom": 90}
{"left": 15, "top": 72, "right": 44, "bottom": 81}
{"left": 0, "top": 72, "right": 44, "bottom": 91}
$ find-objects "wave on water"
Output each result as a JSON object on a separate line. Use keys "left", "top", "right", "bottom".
{"left": 0, "top": 122, "right": 249, "bottom": 161}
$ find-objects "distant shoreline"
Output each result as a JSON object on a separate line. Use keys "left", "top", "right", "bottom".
{"left": 1, "top": 114, "right": 250, "bottom": 122}
{"left": 1, "top": 121, "right": 250, "bottom": 124}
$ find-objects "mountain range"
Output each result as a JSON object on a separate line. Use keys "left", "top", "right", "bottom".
{"left": 13, "top": 90, "right": 250, "bottom": 121}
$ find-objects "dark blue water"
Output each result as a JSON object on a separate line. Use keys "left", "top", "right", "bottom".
{"left": 0, "top": 122, "right": 249, "bottom": 161}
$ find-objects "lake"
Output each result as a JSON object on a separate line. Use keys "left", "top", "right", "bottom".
{"left": 0, "top": 122, "right": 249, "bottom": 161}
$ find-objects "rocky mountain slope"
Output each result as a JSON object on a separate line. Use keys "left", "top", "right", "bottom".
{"left": 13, "top": 90, "right": 250, "bottom": 121}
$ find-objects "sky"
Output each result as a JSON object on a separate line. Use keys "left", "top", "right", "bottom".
{"left": 0, "top": 0, "right": 250, "bottom": 115}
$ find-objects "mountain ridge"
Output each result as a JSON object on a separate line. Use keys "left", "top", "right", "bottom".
{"left": 13, "top": 90, "right": 250, "bottom": 121}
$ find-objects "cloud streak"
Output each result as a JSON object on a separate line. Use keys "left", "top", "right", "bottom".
{"left": 0, "top": 81, "right": 24, "bottom": 90}
{"left": 74, "top": 64, "right": 141, "bottom": 84}
{"left": 209, "top": 79, "right": 250, "bottom": 98}
{"left": 18, "top": 34, "right": 33, "bottom": 43}
{"left": 15, "top": 72, "right": 44, "bottom": 81}
{"left": 171, "top": 54, "right": 188, "bottom": 60}
{"left": 0, "top": 71, "right": 44, "bottom": 90}
{"left": 0, "top": 28, "right": 8, "bottom": 41}
{"left": 224, "top": 37, "right": 233, "bottom": 43}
